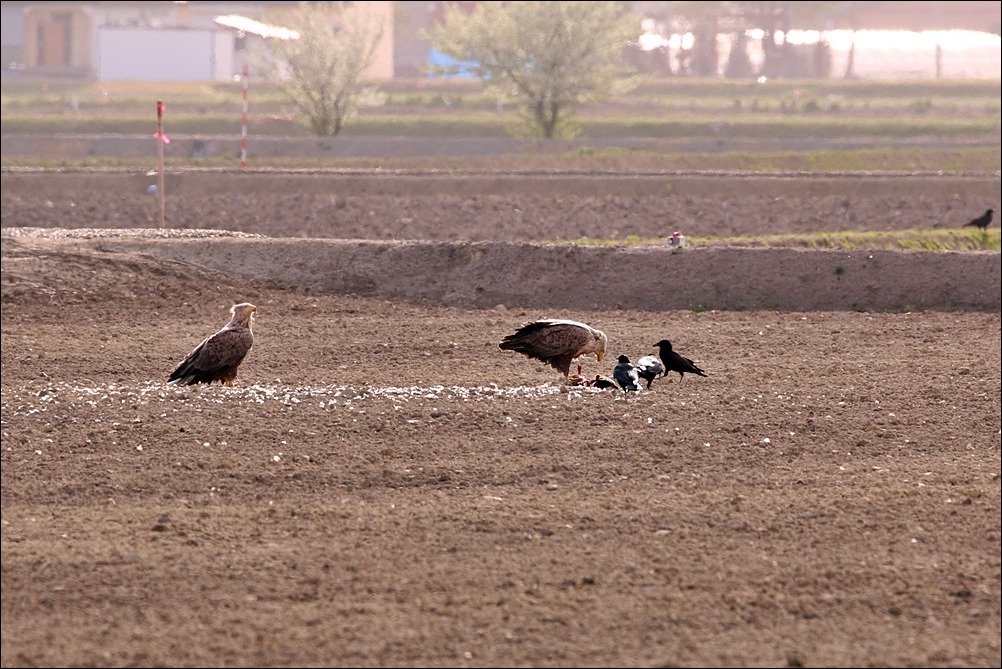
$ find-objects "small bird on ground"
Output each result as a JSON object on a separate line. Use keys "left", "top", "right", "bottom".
{"left": 653, "top": 339, "right": 707, "bottom": 384}
{"left": 587, "top": 375, "right": 620, "bottom": 390}
{"left": 168, "top": 303, "right": 258, "bottom": 387}
{"left": 635, "top": 355, "right": 665, "bottom": 390}
{"left": 567, "top": 364, "right": 618, "bottom": 389}
{"left": 612, "top": 354, "right": 641, "bottom": 392}
{"left": 964, "top": 208, "right": 994, "bottom": 230}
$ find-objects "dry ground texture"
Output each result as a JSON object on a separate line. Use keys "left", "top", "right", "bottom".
{"left": 1, "top": 170, "right": 1000, "bottom": 668}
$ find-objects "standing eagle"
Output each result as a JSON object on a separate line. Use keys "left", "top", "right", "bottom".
{"left": 168, "top": 303, "right": 258, "bottom": 387}
{"left": 499, "top": 319, "right": 607, "bottom": 381}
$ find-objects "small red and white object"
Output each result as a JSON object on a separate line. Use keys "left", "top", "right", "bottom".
{"left": 668, "top": 231, "right": 686, "bottom": 248}
{"left": 153, "top": 100, "right": 170, "bottom": 144}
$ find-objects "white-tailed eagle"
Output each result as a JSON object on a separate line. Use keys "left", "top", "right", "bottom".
{"left": 499, "top": 319, "right": 607, "bottom": 381}
{"left": 168, "top": 303, "right": 258, "bottom": 387}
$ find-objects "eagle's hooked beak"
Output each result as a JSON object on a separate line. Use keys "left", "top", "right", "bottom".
{"left": 596, "top": 352, "right": 604, "bottom": 362}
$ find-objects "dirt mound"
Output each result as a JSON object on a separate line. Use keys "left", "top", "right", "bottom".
{"left": 4, "top": 228, "right": 998, "bottom": 313}
{"left": 1, "top": 234, "right": 259, "bottom": 307}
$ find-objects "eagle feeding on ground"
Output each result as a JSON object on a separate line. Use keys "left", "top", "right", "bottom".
{"left": 168, "top": 302, "right": 258, "bottom": 387}
{"left": 499, "top": 319, "right": 607, "bottom": 382}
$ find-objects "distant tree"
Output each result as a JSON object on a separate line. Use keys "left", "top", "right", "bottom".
{"left": 428, "top": 1, "right": 639, "bottom": 139}
{"left": 668, "top": 1, "right": 723, "bottom": 77}
{"left": 813, "top": 38, "right": 833, "bottom": 78}
{"left": 257, "top": 2, "right": 384, "bottom": 137}
{"left": 739, "top": 1, "right": 842, "bottom": 78}
{"left": 666, "top": 1, "right": 845, "bottom": 79}
{"left": 724, "top": 31, "right": 754, "bottom": 78}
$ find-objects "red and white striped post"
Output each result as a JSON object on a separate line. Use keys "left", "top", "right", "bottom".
{"left": 240, "top": 63, "right": 250, "bottom": 169}
{"left": 153, "top": 100, "right": 170, "bottom": 229}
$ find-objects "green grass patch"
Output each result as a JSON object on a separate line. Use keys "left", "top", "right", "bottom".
{"left": 558, "top": 228, "right": 1001, "bottom": 252}
{"left": 3, "top": 77, "right": 999, "bottom": 173}
{"left": 578, "top": 114, "right": 999, "bottom": 140}
{"left": 3, "top": 107, "right": 996, "bottom": 142}
{"left": 4, "top": 77, "right": 1000, "bottom": 139}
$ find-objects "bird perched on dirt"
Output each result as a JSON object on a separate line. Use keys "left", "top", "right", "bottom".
{"left": 499, "top": 319, "right": 607, "bottom": 383}
{"left": 587, "top": 375, "right": 620, "bottom": 390}
{"left": 612, "top": 354, "right": 641, "bottom": 392}
{"left": 635, "top": 355, "right": 665, "bottom": 390}
{"left": 653, "top": 339, "right": 707, "bottom": 384}
{"left": 964, "top": 208, "right": 994, "bottom": 230}
{"left": 168, "top": 302, "right": 258, "bottom": 387}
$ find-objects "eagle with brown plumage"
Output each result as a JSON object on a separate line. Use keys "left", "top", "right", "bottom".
{"left": 499, "top": 319, "right": 607, "bottom": 382}
{"left": 168, "top": 303, "right": 258, "bottom": 387}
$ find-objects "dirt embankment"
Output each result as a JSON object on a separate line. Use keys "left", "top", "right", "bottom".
{"left": 2, "top": 170, "right": 999, "bottom": 312}
{"left": 4, "top": 231, "right": 995, "bottom": 313}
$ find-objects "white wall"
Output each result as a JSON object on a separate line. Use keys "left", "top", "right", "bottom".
{"left": 97, "top": 27, "right": 234, "bottom": 81}
{"left": 213, "top": 30, "right": 235, "bottom": 80}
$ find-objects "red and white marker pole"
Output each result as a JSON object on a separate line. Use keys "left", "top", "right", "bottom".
{"left": 240, "top": 63, "right": 249, "bottom": 169}
{"left": 153, "top": 100, "right": 171, "bottom": 229}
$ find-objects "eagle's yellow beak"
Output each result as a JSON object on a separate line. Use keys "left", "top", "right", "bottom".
{"left": 596, "top": 352, "right": 604, "bottom": 362}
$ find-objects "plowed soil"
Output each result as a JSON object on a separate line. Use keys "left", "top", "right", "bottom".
{"left": 1, "top": 170, "right": 1000, "bottom": 668}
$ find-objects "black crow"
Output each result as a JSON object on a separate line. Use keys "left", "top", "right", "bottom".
{"left": 964, "top": 208, "right": 994, "bottom": 230}
{"left": 612, "top": 354, "right": 640, "bottom": 392}
{"left": 653, "top": 339, "right": 707, "bottom": 384}
{"left": 635, "top": 355, "right": 665, "bottom": 390}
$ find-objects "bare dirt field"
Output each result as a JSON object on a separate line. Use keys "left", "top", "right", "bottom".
{"left": 1, "top": 170, "right": 1000, "bottom": 668}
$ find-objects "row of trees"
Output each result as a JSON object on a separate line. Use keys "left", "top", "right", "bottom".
{"left": 261, "top": 1, "right": 849, "bottom": 140}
